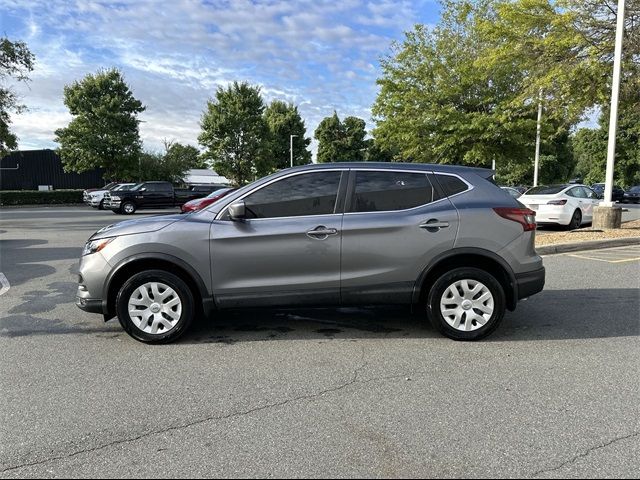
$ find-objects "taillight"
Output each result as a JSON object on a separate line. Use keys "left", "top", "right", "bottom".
{"left": 547, "top": 199, "right": 567, "bottom": 205}
{"left": 493, "top": 207, "right": 536, "bottom": 231}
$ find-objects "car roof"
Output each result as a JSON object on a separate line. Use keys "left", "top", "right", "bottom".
{"left": 285, "top": 162, "right": 494, "bottom": 178}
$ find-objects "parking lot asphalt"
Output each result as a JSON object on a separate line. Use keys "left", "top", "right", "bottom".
{"left": 0, "top": 206, "right": 638, "bottom": 478}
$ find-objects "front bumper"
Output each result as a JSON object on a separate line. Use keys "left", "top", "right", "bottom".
{"left": 516, "top": 267, "right": 545, "bottom": 300}
{"left": 76, "top": 252, "right": 112, "bottom": 316}
{"left": 75, "top": 297, "right": 103, "bottom": 313}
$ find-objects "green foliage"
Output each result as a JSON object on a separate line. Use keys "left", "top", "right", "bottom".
{"left": 199, "top": 82, "right": 269, "bottom": 186}
{"left": 314, "top": 112, "right": 369, "bottom": 163}
{"left": 373, "top": 0, "right": 637, "bottom": 184}
{"left": 0, "top": 189, "right": 83, "bottom": 206}
{"left": 136, "top": 141, "right": 203, "bottom": 184}
{"left": 0, "top": 37, "right": 35, "bottom": 155}
{"left": 373, "top": 6, "right": 546, "bottom": 168}
{"left": 573, "top": 100, "right": 640, "bottom": 188}
{"left": 264, "top": 100, "right": 311, "bottom": 169}
{"left": 55, "top": 68, "right": 145, "bottom": 181}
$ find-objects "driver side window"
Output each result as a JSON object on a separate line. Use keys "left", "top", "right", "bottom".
{"left": 242, "top": 171, "right": 343, "bottom": 219}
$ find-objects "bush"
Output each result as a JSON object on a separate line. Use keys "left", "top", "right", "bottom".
{"left": 0, "top": 190, "right": 84, "bottom": 206}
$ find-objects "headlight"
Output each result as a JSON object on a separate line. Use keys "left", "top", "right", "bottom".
{"left": 82, "top": 238, "right": 115, "bottom": 256}
{"left": 110, "top": 196, "right": 121, "bottom": 201}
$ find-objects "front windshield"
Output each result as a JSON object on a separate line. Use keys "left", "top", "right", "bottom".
{"left": 525, "top": 185, "right": 567, "bottom": 195}
{"left": 129, "top": 183, "right": 144, "bottom": 191}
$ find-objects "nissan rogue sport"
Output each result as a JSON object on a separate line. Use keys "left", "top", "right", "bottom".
{"left": 76, "top": 163, "right": 545, "bottom": 343}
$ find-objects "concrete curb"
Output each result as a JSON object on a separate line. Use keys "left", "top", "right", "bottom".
{"left": 537, "top": 237, "right": 640, "bottom": 255}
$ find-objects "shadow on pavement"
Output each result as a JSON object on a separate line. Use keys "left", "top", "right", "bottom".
{"left": 181, "top": 288, "right": 639, "bottom": 344}
{"left": 0, "top": 239, "right": 81, "bottom": 287}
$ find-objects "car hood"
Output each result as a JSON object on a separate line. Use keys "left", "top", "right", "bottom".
{"left": 90, "top": 214, "right": 185, "bottom": 240}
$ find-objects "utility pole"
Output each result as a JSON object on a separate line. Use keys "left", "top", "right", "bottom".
{"left": 290, "top": 134, "right": 298, "bottom": 168}
{"left": 603, "top": 0, "right": 626, "bottom": 207}
{"left": 593, "top": 0, "right": 626, "bottom": 229}
{"left": 533, "top": 89, "right": 543, "bottom": 187}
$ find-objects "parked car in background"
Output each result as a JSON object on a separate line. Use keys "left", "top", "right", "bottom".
{"left": 622, "top": 186, "right": 640, "bottom": 204}
{"left": 501, "top": 186, "right": 522, "bottom": 199}
{"left": 76, "top": 162, "right": 545, "bottom": 344}
{"left": 83, "top": 182, "right": 118, "bottom": 204}
{"left": 86, "top": 183, "right": 136, "bottom": 209}
{"left": 591, "top": 183, "right": 625, "bottom": 202}
{"left": 520, "top": 184, "right": 600, "bottom": 230}
{"left": 181, "top": 187, "right": 236, "bottom": 213}
{"left": 513, "top": 186, "right": 529, "bottom": 195}
{"left": 106, "top": 181, "right": 222, "bottom": 214}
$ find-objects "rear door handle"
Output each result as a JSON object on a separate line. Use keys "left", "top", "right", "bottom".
{"left": 307, "top": 226, "right": 339, "bottom": 239}
{"left": 419, "top": 220, "right": 450, "bottom": 231}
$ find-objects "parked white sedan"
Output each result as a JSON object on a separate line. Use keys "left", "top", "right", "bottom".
{"left": 519, "top": 184, "right": 600, "bottom": 230}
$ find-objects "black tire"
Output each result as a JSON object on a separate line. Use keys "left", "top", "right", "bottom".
{"left": 426, "top": 267, "right": 506, "bottom": 341}
{"left": 122, "top": 201, "right": 137, "bottom": 215}
{"left": 567, "top": 209, "right": 582, "bottom": 230}
{"left": 98, "top": 199, "right": 105, "bottom": 210}
{"left": 116, "top": 270, "right": 195, "bottom": 344}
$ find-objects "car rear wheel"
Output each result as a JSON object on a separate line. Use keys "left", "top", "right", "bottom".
{"left": 426, "top": 267, "right": 506, "bottom": 341}
{"left": 567, "top": 209, "right": 582, "bottom": 230}
{"left": 116, "top": 270, "right": 195, "bottom": 344}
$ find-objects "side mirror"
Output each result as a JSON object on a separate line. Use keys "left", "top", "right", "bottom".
{"left": 228, "top": 201, "right": 246, "bottom": 220}
{"left": 140, "top": 187, "right": 147, "bottom": 192}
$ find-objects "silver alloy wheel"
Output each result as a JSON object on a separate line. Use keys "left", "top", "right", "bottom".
{"left": 439, "top": 279, "right": 494, "bottom": 332}
{"left": 127, "top": 282, "right": 182, "bottom": 335}
{"left": 123, "top": 203, "right": 135, "bottom": 214}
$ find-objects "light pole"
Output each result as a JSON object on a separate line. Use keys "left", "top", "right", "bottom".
{"left": 533, "top": 89, "right": 543, "bottom": 187}
{"left": 603, "top": 0, "right": 626, "bottom": 207}
{"left": 594, "top": 0, "right": 626, "bottom": 228}
{"left": 290, "top": 134, "right": 298, "bottom": 168}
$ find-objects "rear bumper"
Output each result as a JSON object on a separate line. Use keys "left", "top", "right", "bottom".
{"left": 515, "top": 267, "right": 545, "bottom": 300}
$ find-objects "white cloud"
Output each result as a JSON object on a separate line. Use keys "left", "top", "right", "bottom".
{"left": 2, "top": 0, "right": 428, "bottom": 158}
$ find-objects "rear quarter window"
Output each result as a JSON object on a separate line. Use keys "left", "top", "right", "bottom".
{"left": 434, "top": 174, "right": 469, "bottom": 196}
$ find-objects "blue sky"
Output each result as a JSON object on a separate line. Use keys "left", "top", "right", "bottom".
{"left": 1, "top": 0, "right": 441, "bottom": 158}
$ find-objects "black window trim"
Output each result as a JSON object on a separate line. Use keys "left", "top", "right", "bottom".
{"left": 343, "top": 169, "right": 472, "bottom": 215}
{"left": 215, "top": 169, "right": 348, "bottom": 221}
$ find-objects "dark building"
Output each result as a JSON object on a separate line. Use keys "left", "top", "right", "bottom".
{"left": 0, "top": 149, "right": 105, "bottom": 190}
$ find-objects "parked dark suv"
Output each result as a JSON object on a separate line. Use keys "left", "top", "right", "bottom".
{"left": 76, "top": 163, "right": 545, "bottom": 344}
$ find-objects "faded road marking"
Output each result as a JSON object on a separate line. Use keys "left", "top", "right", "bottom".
{"left": 0, "top": 273, "right": 9, "bottom": 296}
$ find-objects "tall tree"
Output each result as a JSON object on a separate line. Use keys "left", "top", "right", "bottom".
{"left": 199, "top": 82, "right": 268, "bottom": 185}
{"left": 315, "top": 112, "right": 345, "bottom": 163}
{"left": 314, "top": 112, "right": 369, "bottom": 163}
{"left": 573, "top": 102, "right": 640, "bottom": 187}
{"left": 136, "top": 142, "right": 201, "bottom": 184}
{"left": 264, "top": 100, "right": 311, "bottom": 169}
{"left": 55, "top": 68, "right": 145, "bottom": 180}
{"left": 343, "top": 116, "right": 368, "bottom": 161}
{"left": 373, "top": 4, "right": 546, "bottom": 167}
{"left": 0, "top": 37, "right": 35, "bottom": 156}
{"left": 163, "top": 141, "right": 206, "bottom": 170}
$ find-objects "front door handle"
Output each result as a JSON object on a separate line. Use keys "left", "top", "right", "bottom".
{"left": 306, "top": 226, "right": 339, "bottom": 240}
{"left": 419, "top": 220, "right": 450, "bottom": 232}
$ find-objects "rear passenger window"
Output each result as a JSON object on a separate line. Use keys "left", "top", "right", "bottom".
{"left": 349, "top": 171, "right": 434, "bottom": 213}
{"left": 435, "top": 174, "right": 468, "bottom": 196}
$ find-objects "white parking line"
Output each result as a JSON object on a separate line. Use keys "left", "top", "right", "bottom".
{"left": 0, "top": 272, "right": 9, "bottom": 296}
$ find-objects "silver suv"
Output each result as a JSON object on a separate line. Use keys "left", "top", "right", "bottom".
{"left": 76, "top": 163, "right": 545, "bottom": 343}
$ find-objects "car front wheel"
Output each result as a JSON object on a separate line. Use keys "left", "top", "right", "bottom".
{"left": 116, "top": 270, "right": 195, "bottom": 344}
{"left": 426, "top": 267, "right": 506, "bottom": 341}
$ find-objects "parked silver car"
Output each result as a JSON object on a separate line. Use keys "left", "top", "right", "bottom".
{"left": 76, "top": 163, "right": 545, "bottom": 343}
